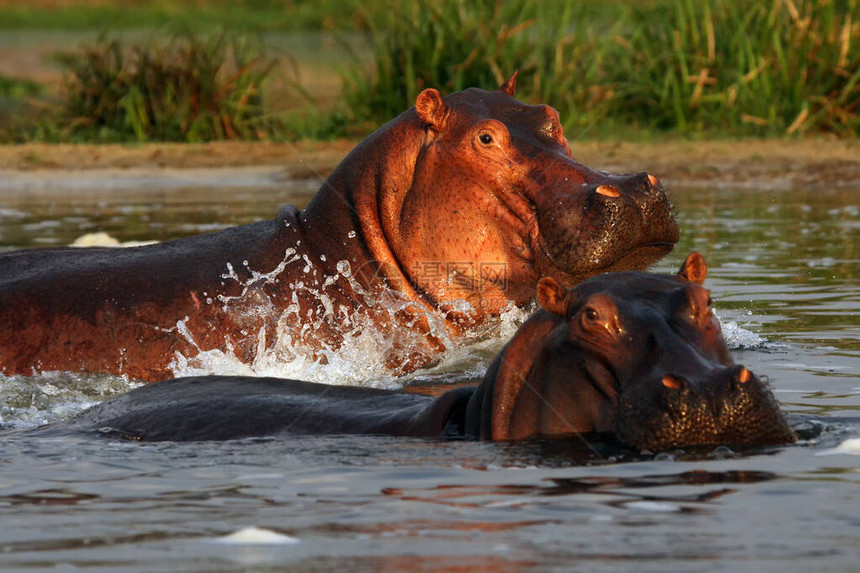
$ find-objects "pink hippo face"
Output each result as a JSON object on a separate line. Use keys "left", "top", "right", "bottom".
{"left": 387, "top": 74, "right": 678, "bottom": 321}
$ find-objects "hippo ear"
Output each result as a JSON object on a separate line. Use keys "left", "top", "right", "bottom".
{"left": 536, "top": 276, "right": 570, "bottom": 316}
{"left": 415, "top": 88, "right": 448, "bottom": 132}
{"left": 677, "top": 252, "right": 708, "bottom": 285}
{"left": 500, "top": 71, "right": 518, "bottom": 96}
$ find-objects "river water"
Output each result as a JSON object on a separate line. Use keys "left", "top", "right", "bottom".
{"left": 0, "top": 175, "right": 858, "bottom": 571}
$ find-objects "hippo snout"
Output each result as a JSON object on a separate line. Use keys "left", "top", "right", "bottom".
{"left": 586, "top": 172, "right": 675, "bottom": 231}
{"left": 615, "top": 363, "right": 797, "bottom": 452}
{"left": 658, "top": 365, "right": 774, "bottom": 421}
{"left": 661, "top": 365, "right": 754, "bottom": 393}
{"left": 535, "top": 170, "right": 678, "bottom": 281}
{"left": 590, "top": 171, "right": 663, "bottom": 200}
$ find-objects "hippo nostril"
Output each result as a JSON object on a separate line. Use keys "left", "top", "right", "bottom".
{"left": 662, "top": 374, "right": 684, "bottom": 390}
{"left": 647, "top": 173, "right": 660, "bottom": 188}
{"left": 595, "top": 184, "right": 621, "bottom": 198}
{"left": 737, "top": 366, "right": 752, "bottom": 384}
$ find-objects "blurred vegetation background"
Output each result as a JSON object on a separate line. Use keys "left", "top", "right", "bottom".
{"left": 0, "top": 0, "right": 857, "bottom": 143}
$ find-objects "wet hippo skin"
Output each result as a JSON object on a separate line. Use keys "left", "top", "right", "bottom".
{"left": 0, "top": 72, "right": 678, "bottom": 381}
{"left": 32, "top": 254, "right": 796, "bottom": 451}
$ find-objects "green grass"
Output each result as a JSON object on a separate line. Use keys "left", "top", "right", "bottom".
{"left": 339, "top": 0, "right": 860, "bottom": 138}
{"left": 338, "top": 0, "right": 536, "bottom": 133}
{"left": 0, "top": 75, "right": 44, "bottom": 98}
{"left": 0, "top": 75, "right": 46, "bottom": 136}
{"left": 0, "top": 0, "right": 657, "bottom": 32}
{"left": 30, "top": 33, "right": 277, "bottom": 143}
{"left": 0, "top": 0, "right": 377, "bottom": 32}
{"left": 607, "top": 0, "right": 860, "bottom": 137}
{"left": 1, "top": 0, "right": 857, "bottom": 143}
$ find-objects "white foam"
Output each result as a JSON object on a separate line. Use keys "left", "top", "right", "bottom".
{"left": 208, "top": 526, "right": 300, "bottom": 545}
{"left": 69, "top": 232, "right": 157, "bottom": 248}
{"left": 0, "top": 371, "right": 141, "bottom": 430}
{"left": 815, "top": 438, "right": 860, "bottom": 456}
{"left": 626, "top": 501, "right": 682, "bottom": 513}
{"left": 720, "top": 318, "right": 768, "bottom": 350}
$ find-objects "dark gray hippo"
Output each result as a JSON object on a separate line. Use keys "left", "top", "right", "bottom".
{"left": 29, "top": 253, "right": 796, "bottom": 452}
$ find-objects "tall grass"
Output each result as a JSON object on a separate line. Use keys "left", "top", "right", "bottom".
{"left": 0, "top": 74, "right": 44, "bottom": 99}
{"left": 0, "top": 74, "right": 45, "bottom": 139}
{"left": 44, "top": 33, "right": 276, "bottom": 143}
{"left": 0, "top": 0, "right": 381, "bottom": 32}
{"left": 341, "top": 0, "right": 859, "bottom": 138}
{"left": 613, "top": 0, "right": 860, "bottom": 136}
{"left": 6, "top": 0, "right": 858, "bottom": 142}
{"left": 339, "top": 0, "right": 538, "bottom": 131}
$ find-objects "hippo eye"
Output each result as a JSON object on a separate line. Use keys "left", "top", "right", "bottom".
{"left": 585, "top": 307, "right": 599, "bottom": 321}
{"left": 479, "top": 133, "right": 494, "bottom": 145}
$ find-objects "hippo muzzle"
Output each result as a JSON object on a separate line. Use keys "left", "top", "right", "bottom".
{"left": 534, "top": 170, "right": 679, "bottom": 282}
{"left": 613, "top": 365, "right": 796, "bottom": 452}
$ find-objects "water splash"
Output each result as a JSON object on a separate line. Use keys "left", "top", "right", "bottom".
{"left": 717, "top": 313, "right": 768, "bottom": 350}
{"left": 0, "top": 371, "right": 140, "bottom": 430}
{"left": 172, "top": 255, "right": 769, "bottom": 386}
{"left": 168, "top": 252, "right": 531, "bottom": 389}
{"left": 169, "top": 251, "right": 763, "bottom": 388}
{"left": 816, "top": 438, "right": 860, "bottom": 456}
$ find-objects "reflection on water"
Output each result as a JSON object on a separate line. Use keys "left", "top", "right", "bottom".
{"left": 664, "top": 188, "right": 860, "bottom": 423}
{"left": 0, "top": 180, "right": 858, "bottom": 571}
{"left": 0, "top": 183, "right": 319, "bottom": 250}
{"left": 673, "top": 188, "right": 858, "bottom": 346}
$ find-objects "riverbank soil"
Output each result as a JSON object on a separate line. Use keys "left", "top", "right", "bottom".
{"left": 0, "top": 139, "right": 857, "bottom": 190}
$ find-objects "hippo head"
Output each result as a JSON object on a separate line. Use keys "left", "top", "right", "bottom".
{"left": 465, "top": 252, "right": 796, "bottom": 451}
{"left": 379, "top": 72, "right": 678, "bottom": 319}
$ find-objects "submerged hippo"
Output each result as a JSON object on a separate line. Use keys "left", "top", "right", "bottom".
{"left": 0, "top": 73, "right": 678, "bottom": 381}
{"left": 31, "top": 254, "right": 795, "bottom": 451}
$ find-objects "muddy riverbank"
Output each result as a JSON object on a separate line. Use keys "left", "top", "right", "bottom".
{"left": 0, "top": 139, "right": 857, "bottom": 190}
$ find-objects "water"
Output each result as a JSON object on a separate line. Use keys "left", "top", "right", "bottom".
{"left": 0, "top": 177, "right": 858, "bottom": 571}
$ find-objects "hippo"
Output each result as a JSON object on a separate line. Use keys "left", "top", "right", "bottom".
{"left": 0, "top": 73, "right": 678, "bottom": 382}
{"left": 29, "top": 254, "right": 796, "bottom": 451}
